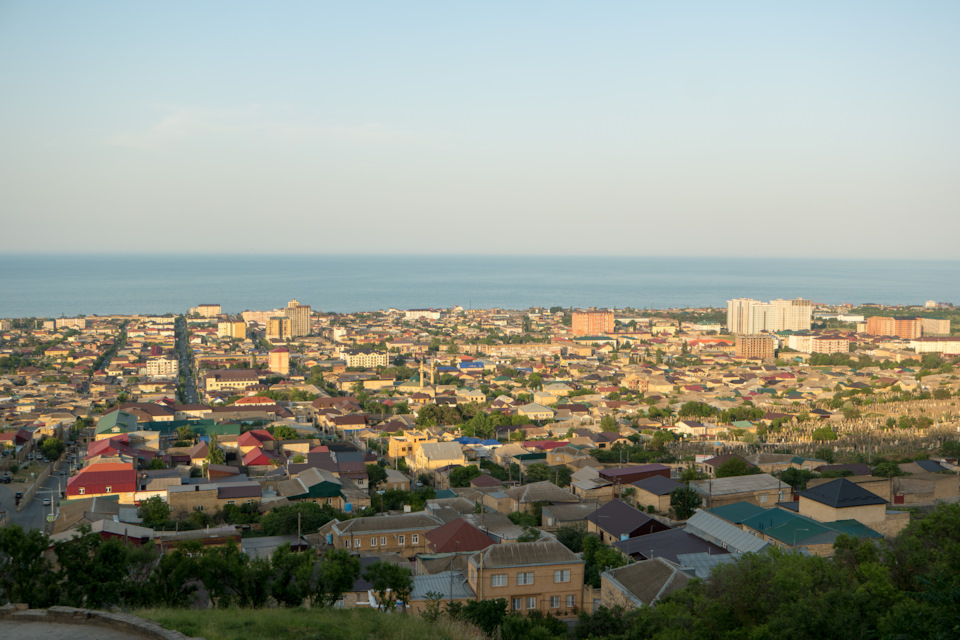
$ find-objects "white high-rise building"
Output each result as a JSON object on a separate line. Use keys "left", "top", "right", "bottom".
{"left": 727, "top": 298, "right": 812, "bottom": 334}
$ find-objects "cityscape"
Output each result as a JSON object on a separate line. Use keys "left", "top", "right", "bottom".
{"left": 1, "top": 297, "right": 959, "bottom": 638}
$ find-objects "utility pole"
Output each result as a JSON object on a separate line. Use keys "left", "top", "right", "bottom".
{"left": 297, "top": 510, "right": 301, "bottom": 543}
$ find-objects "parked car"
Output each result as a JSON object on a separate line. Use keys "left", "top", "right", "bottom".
{"left": 0, "top": 474, "right": 11, "bottom": 484}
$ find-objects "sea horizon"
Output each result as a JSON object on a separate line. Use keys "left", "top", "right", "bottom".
{"left": 2, "top": 254, "right": 958, "bottom": 318}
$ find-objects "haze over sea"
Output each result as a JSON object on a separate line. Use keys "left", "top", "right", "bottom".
{"left": 1, "top": 255, "right": 958, "bottom": 319}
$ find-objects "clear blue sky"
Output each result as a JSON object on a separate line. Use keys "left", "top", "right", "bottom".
{"left": 2, "top": 2, "right": 958, "bottom": 257}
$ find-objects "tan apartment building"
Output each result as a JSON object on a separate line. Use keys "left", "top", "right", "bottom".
{"left": 865, "top": 316, "right": 921, "bottom": 339}
{"left": 217, "top": 320, "right": 247, "bottom": 340}
{"left": 920, "top": 317, "right": 950, "bottom": 335}
{"left": 388, "top": 430, "right": 434, "bottom": 460}
{"left": 285, "top": 299, "right": 312, "bottom": 337}
{"left": 735, "top": 335, "right": 775, "bottom": 360}
{"left": 267, "top": 316, "right": 292, "bottom": 341}
{"left": 269, "top": 347, "right": 289, "bottom": 375}
{"left": 145, "top": 357, "right": 179, "bottom": 378}
{"left": 204, "top": 369, "right": 260, "bottom": 393}
{"left": 572, "top": 310, "right": 614, "bottom": 337}
{"left": 467, "top": 540, "right": 585, "bottom": 618}
{"left": 811, "top": 336, "right": 850, "bottom": 355}
{"left": 342, "top": 349, "right": 389, "bottom": 368}
{"left": 194, "top": 304, "right": 222, "bottom": 317}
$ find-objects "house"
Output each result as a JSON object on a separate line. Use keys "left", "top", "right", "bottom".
{"left": 690, "top": 474, "right": 791, "bottom": 509}
{"left": 599, "top": 464, "right": 671, "bottom": 488}
{"left": 600, "top": 557, "right": 694, "bottom": 609}
{"left": 570, "top": 467, "right": 616, "bottom": 504}
{"left": 426, "top": 517, "right": 496, "bottom": 553}
{"left": 94, "top": 410, "right": 138, "bottom": 440}
{"left": 467, "top": 540, "right": 585, "bottom": 618}
{"left": 328, "top": 512, "right": 444, "bottom": 559}
{"left": 65, "top": 462, "right": 138, "bottom": 503}
{"left": 631, "top": 476, "right": 683, "bottom": 513}
{"left": 795, "top": 478, "right": 908, "bottom": 537}
{"left": 699, "top": 454, "right": 755, "bottom": 477}
{"left": 541, "top": 503, "right": 600, "bottom": 531}
{"left": 516, "top": 403, "right": 556, "bottom": 421}
{"left": 276, "top": 467, "right": 369, "bottom": 511}
{"left": 167, "top": 481, "right": 262, "bottom": 517}
{"left": 586, "top": 499, "right": 671, "bottom": 544}
{"left": 486, "top": 481, "right": 580, "bottom": 515}
{"left": 683, "top": 509, "right": 771, "bottom": 554}
{"left": 413, "top": 441, "right": 466, "bottom": 473}
{"left": 613, "top": 528, "right": 727, "bottom": 563}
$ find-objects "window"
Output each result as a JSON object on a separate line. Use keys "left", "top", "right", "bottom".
{"left": 398, "top": 535, "right": 405, "bottom": 545}
{"left": 344, "top": 541, "right": 351, "bottom": 549}
{"left": 371, "top": 537, "right": 378, "bottom": 547}
{"left": 227, "top": 500, "right": 235, "bottom": 506}
{"left": 517, "top": 572, "right": 534, "bottom": 585}
{"left": 195, "top": 505, "right": 203, "bottom": 512}
{"left": 566, "top": 595, "right": 576, "bottom": 608}
{"left": 554, "top": 569, "right": 570, "bottom": 583}
{"left": 512, "top": 598, "right": 522, "bottom": 611}
{"left": 105, "top": 486, "right": 112, "bottom": 493}
{"left": 354, "top": 539, "right": 361, "bottom": 548}
{"left": 380, "top": 536, "right": 386, "bottom": 546}
{"left": 78, "top": 488, "right": 85, "bottom": 495}
{"left": 759, "top": 494, "right": 767, "bottom": 503}
{"left": 491, "top": 574, "right": 507, "bottom": 587}
{"left": 550, "top": 596, "right": 560, "bottom": 608}
{"left": 526, "top": 597, "right": 536, "bottom": 610}
{"left": 412, "top": 534, "right": 419, "bottom": 544}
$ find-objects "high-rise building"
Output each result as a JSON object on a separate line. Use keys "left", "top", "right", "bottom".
{"left": 266, "top": 316, "right": 292, "bottom": 341}
{"left": 571, "top": 310, "right": 614, "bottom": 336}
{"left": 735, "top": 335, "right": 775, "bottom": 359}
{"left": 727, "top": 298, "right": 812, "bottom": 334}
{"left": 865, "top": 316, "right": 921, "bottom": 339}
{"left": 217, "top": 320, "right": 247, "bottom": 340}
{"left": 269, "top": 347, "right": 290, "bottom": 375}
{"left": 285, "top": 299, "right": 311, "bottom": 337}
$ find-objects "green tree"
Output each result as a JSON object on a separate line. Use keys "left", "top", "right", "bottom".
{"left": 583, "top": 534, "right": 627, "bottom": 588}
{"left": 363, "top": 561, "right": 413, "bottom": 611}
{"left": 270, "top": 544, "right": 313, "bottom": 607}
{"left": 268, "top": 424, "right": 299, "bottom": 440}
{"left": 670, "top": 486, "right": 702, "bottom": 520}
{"left": 366, "top": 463, "right": 388, "bottom": 491}
{"left": 146, "top": 456, "right": 166, "bottom": 470}
{"left": 600, "top": 414, "right": 619, "bottom": 432}
{"left": 556, "top": 523, "right": 587, "bottom": 553}
{"left": 715, "top": 457, "right": 761, "bottom": 478}
{"left": 811, "top": 426, "right": 838, "bottom": 441}
{"left": 779, "top": 467, "right": 819, "bottom": 491}
{"left": 315, "top": 549, "right": 362, "bottom": 607}
{"left": 206, "top": 432, "right": 226, "bottom": 465}
{"left": 40, "top": 437, "right": 66, "bottom": 461}
{"left": 449, "top": 465, "right": 483, "bottom": 487}
{"left": 0, "top": 524, "right": 55, "bottom": 607}
{"left": 814, "top": 447, "right": 836, "bottom": 463}
{"left": 138, "top": 496, "right": 171, "bottom": 529}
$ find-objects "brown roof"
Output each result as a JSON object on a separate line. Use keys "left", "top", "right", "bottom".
{"left": 426, "top": 518, "right": 496, "bottom": 553}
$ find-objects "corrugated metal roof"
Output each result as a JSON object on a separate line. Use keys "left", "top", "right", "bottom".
{"left": 685, "top": 510, "right": 770, "bottom": 554}
{"left": 470, "top": 539, "right": 582, "bottom": 569}
{"left": 411, "top": 570, "right": 476, "bottom": 600}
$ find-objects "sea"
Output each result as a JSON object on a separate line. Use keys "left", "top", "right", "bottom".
{"left": 1, "top": 255, "right": 958, "bottom": 318}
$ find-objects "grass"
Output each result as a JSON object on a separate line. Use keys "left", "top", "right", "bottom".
{"left": 135, "top": 607, "right": 487, "bottom": 640}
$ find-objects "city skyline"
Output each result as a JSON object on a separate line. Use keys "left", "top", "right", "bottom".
{"left": 2, "top": 2, "right": 959, "bottom": 258}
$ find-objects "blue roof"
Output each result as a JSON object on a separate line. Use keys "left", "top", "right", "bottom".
{"left": 455, "top": 437, "right": 482, "bottom": 445}
{"left": 481, "top": 439, "right": 501, "bottom": 446}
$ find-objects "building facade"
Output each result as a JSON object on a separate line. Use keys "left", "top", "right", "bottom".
{"left": 266, "top": 316, "right": 292, "bottom": 341}
{"left": 865, "top": 316, "right": 921, "bottom": 339}
{"left": 285, "top": 299, "right": 312, "bottom": 337}
{"left": 572, "top": 310, "right": 614, "bottom": 337}
{"left": 735, "top": 335, "right": 775, "bottom": 359}
{"left": 727, "top": 298, "right": 812, "bottom": 334}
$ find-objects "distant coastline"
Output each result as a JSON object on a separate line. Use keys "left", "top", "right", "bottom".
{"left": 2, "top": 254, "right": 957, "bottom": 318}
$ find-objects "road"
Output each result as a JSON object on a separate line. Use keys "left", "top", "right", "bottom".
{"left": 0, "top": 460, "right": 69, "bottom": 532}
{"left": 175, "top": 315, "right": 199, "bottom": 404}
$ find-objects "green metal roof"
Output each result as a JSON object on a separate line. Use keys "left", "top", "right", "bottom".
{"left": 707, "top": 501, "right": 767, "bottom": 524}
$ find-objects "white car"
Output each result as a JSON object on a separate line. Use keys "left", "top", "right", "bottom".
{"left": 43, "top": 497, "right": 52, "bottom": 506}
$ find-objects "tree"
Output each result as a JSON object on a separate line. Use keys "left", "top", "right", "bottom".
{"left": 268, "top": 424, "right": 299, "bottom": 440}
{"left": 779, "top": 468, "right": 819, "bottom": 491}
{"left": 309, "top": 549, "right": 361, "bottom": 607}
{"left": 366, "top": 463, "right": 388, "bottom": 491}
{"left": 40, "top": 437, "right": 65, "bottom": 461}
{"left": 811, "top": 426, "right": 838, "bottom": 441}
{"left": 670, "top": 486, "right": 702, "bottom": 520}
{"left": 814, "top": 447, "right": 835, "bottom": 464}
{"left": 556, "top": 523, "right": 587, "bottom": 553}
{"left": 583, "top": 534, "right": 627, "bottom": 588}
{"left": 715, "top": 458, "right": 761, "bottom": 478}
{"left": 449, "top": 465, "right": 483, "bottom": 487}
{"left": 206, "top": 432, "right": 226, "bottom": 465}
{"left": 0, "top": 524, "right": 55, "bottom": 607}
{"left": 138, "top": 496, "right": 171, "bottom": 529}
{"left": 600, "top": 415, "right": 619, "bottom": 432}
{"left": 146, "top": 456, "right": 165, "bottom": 470}
{"left": 363, "top": 561, "right": 413, "bottom": 611}
{"left": 270, "top": 544, "right": 313, "bottom": 607}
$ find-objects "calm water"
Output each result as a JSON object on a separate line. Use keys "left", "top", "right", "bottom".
{"left": 1, "top": 255, "right": 958, "bottom": 318}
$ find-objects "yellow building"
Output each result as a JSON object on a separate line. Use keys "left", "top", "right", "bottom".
{"left": 267, "top": 316, "right": 292, "bottom": 341}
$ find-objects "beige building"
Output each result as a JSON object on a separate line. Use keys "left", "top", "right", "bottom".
{"left": 145, "top": 357, "right": 179, "bottom": 378}
{"left": 285, "top": 299, "right": 312, "bottom": 337}
{"left": 217, "top": 320, "right": 247, "bottom": 340}
{"left": 267, "top": 316, "right": 292, "bottom": 341}
{"left": 388, "top": 430, "right": 434, "bottom": 460}
{"left": 735, "top": 335, "right": 775, "bottom": 360}
{"left": 195, "top": 304, "right": 222, "bottom": 317}
{"left": 342, "top": 349, "right": 389, "bottom": 368}
{"left": 269, "top": 347, "right": 290, "bottom": 375}
{"left": 467, "top": 540, "right": 585, "bottom": 618}
{"left": 329, "top": 512, "right": 443, "bottom": 558}
{"left": 691, "top": 474, "right": 791, "bottom": 509}
{"left": 920, "top": 317, "right": 950, "bottom": 335}
{"left": 413, "top": 441, "right": 466, "bottom": 473}
{"left": 727, "top": 298, "right": 812, "bottom": 334}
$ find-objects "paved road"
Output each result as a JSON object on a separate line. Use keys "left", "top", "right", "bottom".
{"left": 0, "top": 461, "right": 69, "bottom": 532}
{"left": 0, "top": 620, "right": 153, "bottom": 639}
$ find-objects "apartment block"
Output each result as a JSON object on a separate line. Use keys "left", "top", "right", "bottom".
{"left": 735, "top": 335, "right": 775, "bottom": 360}
{"left": 865, "top": 316, "right": 921, "bottom": 339}
{"left": 572, "top": 310, "right": 614, "bottom": 337}
{"left": 811, "top": 336, "right": 850, "bottom": 355}
{"left": 145, "top": 357, "right": 179, "bottom": 378}
{"left": 285, "top": 299, "right": 312, "bottom": 337}
{"left": 194, "top": 304, "right": 222, "bottom": 318}
{"left": 920, "top": 317, "right": 950, "bottom": 336}
{"left": 727, "top": 298, "right": 812, "bottom": 334}
{"left": 269, "top": 347, "right": 290, "bottom": 375}
{"left": 217, "top": 320, "right": 247, "bottom": 340}
{"left": 342, "top": 349, "right": 388, "bottom": 368}
{"left": 266, "top": 316, "right": 292, "bottom": 341}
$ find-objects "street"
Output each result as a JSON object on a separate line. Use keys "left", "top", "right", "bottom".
{"left": 0, "top": 460, "right": 69, "bottom": 532}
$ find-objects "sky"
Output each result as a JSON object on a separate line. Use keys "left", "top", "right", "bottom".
{"left": 1, "top": 1, "right": 959, "bottom": 258}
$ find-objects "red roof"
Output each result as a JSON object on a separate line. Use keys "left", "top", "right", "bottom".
{"left": 238, "top": 429, "right": 275, "bottom": 446}
{"left": 65, "top": 463, "right": 137, "bottom": 497}
{"left": 426, "top": 518, "right": 496, "bottom": 553}
{"left": 243, "top": 447, "right": 280, "bottom": 467}
{"left": 522, "top": 440, "right": 568, "bottom": 451}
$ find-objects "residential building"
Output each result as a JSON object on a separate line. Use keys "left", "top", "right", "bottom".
{"left": 585, "top": 499, "right": 671, "bottom": 544}
{"left": 342, "top": 349, "right": 388, "bottom": 368}
{"left": 920, "top": 317, "right": 950, "bottom": 335}
{"left": 269, "top": 347, "right": 290, "bottom": 375}
{"left": 168, "top": 482, "right": 262, "bottom": 517}
{"left": 65, "top": 462, "right": 138, "bottom": 503}
{"left": 735, "top": 335, "right": 775, "bottom": 360}
{"left": 690, "top": 474, "right": 791, "bottom": 509}
{"left": 865, "top": 316, "right": 921, "bottom": 339}
{"left": 145, "top": 357, "right": 179, "bottom": 378}
{"left": 405, "top": 309, "right": 442, "bottom": 320}
{"left": 203, "top": 369, "right": 260, "bottom": 393}
{"left": 329, "top": 512, "right": 443, "bottom": 558}
{"left": 727, "top": 298, "right": 812, "bottom": 334}
{"left": 572, "top": 310, "right": 614, "bottom": 337}
{"left": 194, "top": 304, "right": 222, "bottom": 318}
{"left": 217, "top": 320, "right": 247, "bottom": 340}
{"left": 600, "top": 558, "right": 693, "bottom": 610}
{"left": 811, "top": 336, "right": 850, "bottom": 355}
{"left": 267, "top": 316, "right": 292, "bottom": 341}
{"left": 285, "top": 299, "right": 312, "bottom": 337}
{"left": 467, "top": 540, "right": 585, "bottom": 618}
